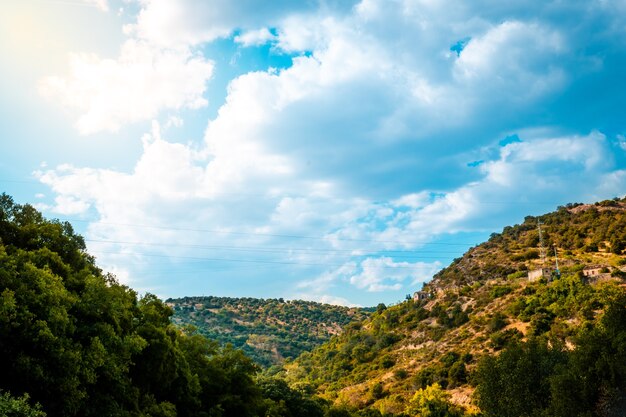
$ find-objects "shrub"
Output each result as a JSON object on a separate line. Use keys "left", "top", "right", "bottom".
{"left": 490, "top": 285, "right": 513, "bottom": 299}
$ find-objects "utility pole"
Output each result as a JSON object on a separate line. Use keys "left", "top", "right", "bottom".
{"left": 554, "top": 245, "right": 560, "bottom": 277}
{"left": 538, "top": 220, "right": 547, "bottom": 266}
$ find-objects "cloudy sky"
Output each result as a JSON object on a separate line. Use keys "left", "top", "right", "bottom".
{"left": 2, "top": 0, "right": 626, "bottom": 306}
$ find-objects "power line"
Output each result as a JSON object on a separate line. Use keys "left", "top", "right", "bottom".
{"left": 62, "top": 218, "right": 479, "bottom": 246}
{"left": 84, "top": 238, "right": 464, "bottom": 255}
{"left": 90, "top": 250, "right": 442, "bottom": 269}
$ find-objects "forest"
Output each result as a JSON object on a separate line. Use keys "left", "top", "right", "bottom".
{"left": 1, "top": 193, "right": 626, "bottom": 417}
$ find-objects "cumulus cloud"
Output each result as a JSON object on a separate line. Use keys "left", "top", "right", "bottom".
{"left": 127, "top": 0, "right": 357, "bottom": 47}
{"left": 454, "top": 20, "right": 567, "bottom": 99}
{"left": 35, "top": 128, "right": 626, "bottom": 299}
{"left": 36, "top": 0, "right": 626, "bottom": 302}
{"left": 348, "top": 257, "right": 442, "bottom": 292}
{"left": 234, "top": 28, "right": 277, "bottom": 47}
{"left": 39, "top": 41, "right": 213, "bottom": 134}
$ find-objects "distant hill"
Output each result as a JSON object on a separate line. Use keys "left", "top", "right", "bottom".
{"left": 282, "top": 198, "right": 626, "bottom": 415}
{"left": 166, "top": 296, "right": 373, "bottom": 367}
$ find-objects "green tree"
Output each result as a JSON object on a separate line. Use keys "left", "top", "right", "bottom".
{"left": 474, "top": 340, "right": 565, "bottom": 417}
{"left": 0, "top": 391, "right": 46, "bottom": 417}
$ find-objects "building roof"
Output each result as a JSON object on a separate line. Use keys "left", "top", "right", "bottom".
{"left": 582, "top": 264, "right": 605, "bottom": 270}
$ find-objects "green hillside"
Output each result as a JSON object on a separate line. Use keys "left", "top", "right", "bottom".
{"left": 167, "top": 296, "right": 372, "bottom": 367}
{"left": 282, "top": 199, "right": 626, "bottom": 416}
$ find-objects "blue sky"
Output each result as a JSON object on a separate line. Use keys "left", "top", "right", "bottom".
{"left": 2, "top": 0, "right": 626, "bottom": 306}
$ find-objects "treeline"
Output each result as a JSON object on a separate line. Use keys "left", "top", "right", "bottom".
{"left": 0, "top": 194, "right": 372, "bottom": 417}
{"left": 496, "top": 198, "right": 626, "bottom": 254}
{"left": 168, "top": 296, "right": 371, "bottom": 367}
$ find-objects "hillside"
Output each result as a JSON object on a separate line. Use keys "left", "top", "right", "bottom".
{"left": 429, "top": 199, "right": 626, "bottom": 289}
{"left": 167, "top": 296, "right": 372, "bottom": 367}
{"left": 282, "top": 198, "right": 626, "bottom": 415}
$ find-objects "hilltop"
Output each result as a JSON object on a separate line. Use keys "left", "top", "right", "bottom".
{"left": 166, "top": 296, "right": 372, "bottom": 367}
{"left": 429, "top": 199, "right": 626, "bottom": 290}
{"left": 282, "top": 198, "right": 626, "bottom": 415}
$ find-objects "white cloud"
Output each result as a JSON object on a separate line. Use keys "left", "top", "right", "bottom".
{"left": 295, "top": 293, "right": 360, "bottom": 307}
{"left": 52, "top": 195, "right": 91, "bottom": 215}
{"left": 392, "top": 132, "right": 619, "bottom": 236}
{"left": 454, "top": 20, "right": 567, "bottom": 99}
{"left": 234, "top": 28, "right": 276, "bottom": 47}
{"left": 39, "top": 40, "right": 213, "bottom": 134}
{"left": 36, "top": 122, "right": 210, "bottom": 212}
{"left": 164, "top": 115, "right": 184, "bottom": 129}
{"left": 348, "top": 257, "right": 442, "bottom": 292}
{"left": 127, "top": 0, "right": 353, "bottom": 47}
{"left": 297, "top": 262, "right": 357, "bottom": 292}
{"left": 103, "top": 265, "right": 131, "bottom": 285}
{"left": 315, "top": 131, "right": 624, "bottom": 260}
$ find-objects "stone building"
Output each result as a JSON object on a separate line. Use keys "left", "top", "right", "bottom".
{"left": 582, "top": 265, "right": 605, "bottom": 277}
{"left": 413, "top": 291, "right": 431, "bottom": 301}
{"left": 528, "top": 267, "right": 552, "bottom": 282}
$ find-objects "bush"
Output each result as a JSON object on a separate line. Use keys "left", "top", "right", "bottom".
{"left": 370, "top": 382, "right": 385, "bottom": 400}
{"left": 489, "top": 329, "right": 522, "bottom": 350}
{"left": 529, "top": 310, "right": 555, "bottom": 335}
{"left": 380, "top": 355, "right": 395, "bottom": 369}
{"left": 447, "top": 362, "right": 467, "bottom": 387}
{"left": 406, "top": 384, "right": 464, "bottom": 417}
{"left": 490, "top": 286, "right": 513, "bottom": 299}
{"left": 507, "top": 271, "right": 528, "bottom": 280}
{"left": 511, "top": 249, "right": 540, "bottom": 261}
{"left": 393, "top": 369, "right": 408, "bottom": 380}
{"left": 486, "top": 312, "right": 508, "bottom": 333}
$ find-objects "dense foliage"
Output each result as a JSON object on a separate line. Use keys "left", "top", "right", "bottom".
{"left": 0, "top": 391, "right": 47, "bottom": 417}
{"left": 168, "top": 296, "right": 371, "bottom": 367}
{"left": 283, "top": 297, "right": 475, "bottom": 413}
{"left": 475, "top": 291, "right": 626, "bottom": 417}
